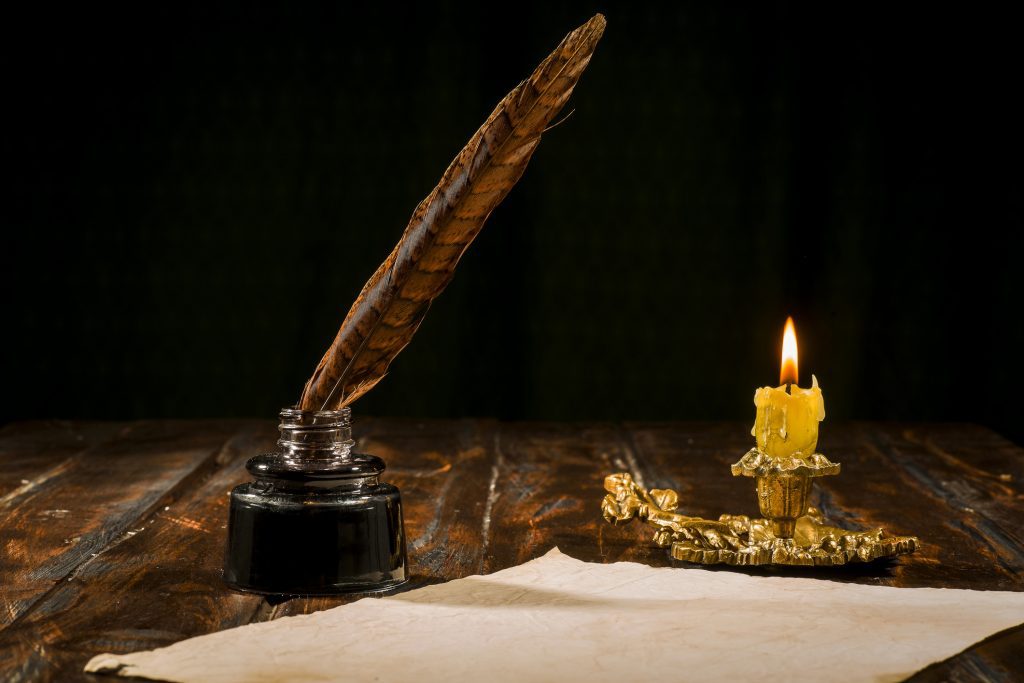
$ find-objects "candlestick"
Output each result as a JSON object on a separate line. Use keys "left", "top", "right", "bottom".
{"left": 601, "top": 318, "right": 918, "bottom": 567}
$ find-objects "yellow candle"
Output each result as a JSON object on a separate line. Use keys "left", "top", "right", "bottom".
{"left": 751, "top": 318, "right": 825, "bottom": 459}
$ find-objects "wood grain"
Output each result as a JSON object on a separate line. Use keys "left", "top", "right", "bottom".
{"left": 0, "top": 421, "right": 126, "bottom": 501}
{"left": 0, "top": 419, "right": 1020, "bottom": 682}
{"left": 0, "top": 420, "right": 244, "bottom": 632}
{"left": 0, "top": 421, "right": 268, "bottom": 682}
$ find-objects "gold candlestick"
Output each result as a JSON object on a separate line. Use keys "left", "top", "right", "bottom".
{"left": 602, "top": 459, "right": 917, "bottom": 566}
{"left": 732, "top": 448, "right": 840, "bottom": 539}
{"left": 601, "top": 318, "right": 918, "bottom": 567}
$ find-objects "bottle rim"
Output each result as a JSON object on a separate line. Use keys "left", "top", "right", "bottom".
{"left": 278, "top": 406, "right": 351, "bottom": 428}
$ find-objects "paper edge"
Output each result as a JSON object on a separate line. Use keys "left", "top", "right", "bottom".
{"left": 84, "top": 545, "right": 1024, "bottom": 679}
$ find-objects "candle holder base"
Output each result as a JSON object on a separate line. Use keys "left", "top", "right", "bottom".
{"left": 602, "top": 449, "right": 917, "bottom": 567}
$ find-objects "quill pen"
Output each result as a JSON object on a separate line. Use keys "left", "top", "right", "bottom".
{"left": 300, "top": 14, "right": 606, "bottom": 410}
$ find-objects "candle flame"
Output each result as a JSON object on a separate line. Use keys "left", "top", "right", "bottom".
{"left": 780, "top": 316, "right": 798, "bottom": 386}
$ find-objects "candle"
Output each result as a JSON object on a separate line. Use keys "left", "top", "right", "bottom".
{"left": 751, "top": 317, "right": 825, "bottom": 459}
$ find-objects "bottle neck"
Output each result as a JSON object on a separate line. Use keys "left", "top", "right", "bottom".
{"left": 277, "top": 407, "right": 354, "bottom": 463}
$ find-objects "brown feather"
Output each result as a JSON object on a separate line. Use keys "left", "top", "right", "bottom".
{"left": 299, "top": 14, "right": 606, "bottom": 410}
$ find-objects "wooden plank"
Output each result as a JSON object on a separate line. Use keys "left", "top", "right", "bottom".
{"left": 477, "top": 421, "right": 671, "bottom": 571}
{"left": 917, "top": 423, "right": 1024, "bottom": 484}
{"left": 624, "top": 421, "right": 757, "bottom": 518}
{"left": 0, "top": 420, "right": 127, "bottom": 500}
{"left": 0, "top": 420, "right": 268, "bottom": 682}
{"left": 362, "top": 417, "right": 498, "bottom": 580}
{"left": 267, "top": 417, "right": 499, "bottom": 618}
{"left": 880, "top": 423, "right": 1024, "bottom": 562}
{"left": 844, "top": 422, "right": 1023, "bottom": 590}
{"left": 0, "top": 420, "right": 243, "bottom": 631}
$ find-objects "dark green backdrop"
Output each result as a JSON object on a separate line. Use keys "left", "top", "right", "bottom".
{"left": 6, "top": 3, "right": 1023, "bottom": 442}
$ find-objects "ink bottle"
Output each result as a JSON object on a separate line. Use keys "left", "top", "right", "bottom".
{"left": 224, "top": 407, "right": 407, "bottom": 594}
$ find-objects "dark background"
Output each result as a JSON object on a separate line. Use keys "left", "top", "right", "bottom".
{"left": 6, "top": 3, "right": 1022, "bottom": 442}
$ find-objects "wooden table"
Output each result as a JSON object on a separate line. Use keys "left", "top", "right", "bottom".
{"left": 0, "top": 419, "right": 1021, "bottom": 682}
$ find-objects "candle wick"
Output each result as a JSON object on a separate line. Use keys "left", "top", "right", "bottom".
{"left": 785, "top": 383, "right": 792, "bottom": 395}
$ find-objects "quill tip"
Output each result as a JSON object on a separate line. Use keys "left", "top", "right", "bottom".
{"left": 573, "top": 14, "right": 602, "bottom": 47}
{"left": 586, "top": 13, "right": 607, "bottom": 36}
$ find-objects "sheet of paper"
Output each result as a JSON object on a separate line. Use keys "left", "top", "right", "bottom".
{"left": 87, "top": 548, "right": 1024, "bottom": 683}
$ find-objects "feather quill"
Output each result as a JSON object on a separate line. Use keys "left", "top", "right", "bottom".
{"left": 299, "top": 14, "right": 606, "bottom": 410}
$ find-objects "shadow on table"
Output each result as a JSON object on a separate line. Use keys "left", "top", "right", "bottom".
{"left": 672, "top": 558, "right": 904, "bottom": 583}
{"left": 388, "top": 578, "right": 761, "bottom": 611}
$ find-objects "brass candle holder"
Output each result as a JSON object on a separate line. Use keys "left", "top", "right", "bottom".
{"left": 602, "top": 447, "right": 917, "bottom": 567}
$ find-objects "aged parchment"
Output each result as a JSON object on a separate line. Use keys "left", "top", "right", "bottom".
{"left": 87, "top": 548, "right": 1024, "bottom": 683}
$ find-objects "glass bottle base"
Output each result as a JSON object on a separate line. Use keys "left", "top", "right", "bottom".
{"left": 224, "top": 453, "right": 408, "bottom": 595}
